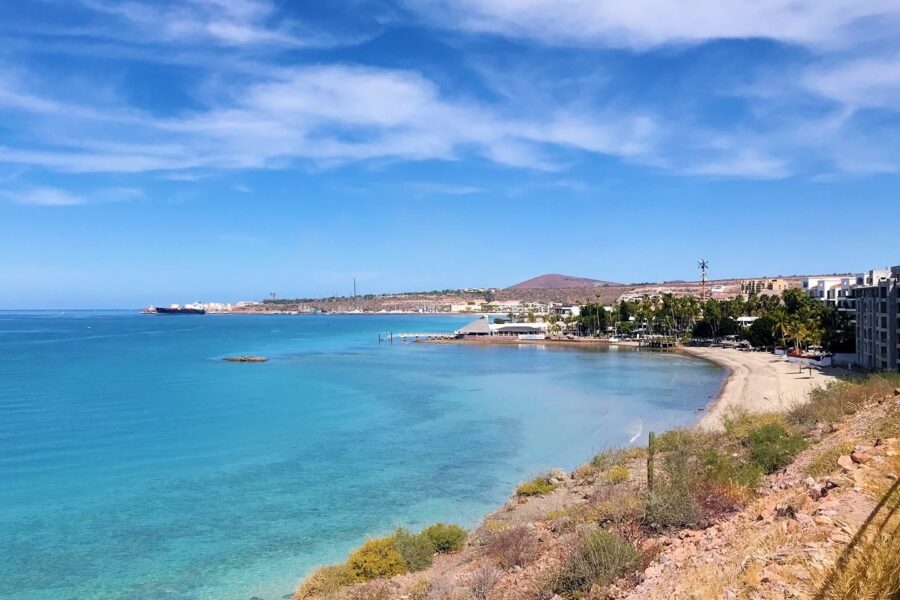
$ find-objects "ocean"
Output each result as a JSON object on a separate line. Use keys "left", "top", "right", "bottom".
{"left": 0, "top": 311, "right": 724, "bottom": 600}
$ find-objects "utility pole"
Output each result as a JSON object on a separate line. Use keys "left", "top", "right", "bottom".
{"left": 353, "top": 278, "right": 356, "bottom": 298}
{"left": 698, "top": 259, "right": 709, "bottom": 301}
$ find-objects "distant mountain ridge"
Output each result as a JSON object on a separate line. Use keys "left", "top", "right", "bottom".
{"left": 506, "top": 273, "right": 622, "bottom": 289}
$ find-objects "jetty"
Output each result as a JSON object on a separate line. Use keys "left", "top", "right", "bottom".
{"left": 384, "top": 332, "right": 458, "bottom": 342}
{"left": 639, "top": 338, "right": 678, "bottom": 350}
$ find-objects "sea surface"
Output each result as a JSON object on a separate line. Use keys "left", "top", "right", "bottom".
{"left": 0, "top": 312, "right": 725, "bottom": 600}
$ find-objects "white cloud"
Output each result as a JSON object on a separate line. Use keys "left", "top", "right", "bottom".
{"left": 405, "top": 0, "right": 900, "bottom": 50}
{"left": 5, "top": 187, "right": 86, "bottom": 206}
{"left": 0, "top": 65, "right": 659, "bottom": 174}
{"left": 76, "top": 0, "right": 356, "bottom": 48}
{"left": 685, "top": 150, "right": 790, "bottom": 179}
{"left": 1, "top": 186, "right": 143, "bottom": 206}
{"left": 803, "top": 55, "right": 900, "bottom": 109}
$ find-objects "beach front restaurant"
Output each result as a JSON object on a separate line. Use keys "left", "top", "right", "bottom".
{"left": 490, "top": 323, "right": 548, "bottom": 337}
{"left": 455, "top": 316, "right": 492, "bottom": 336}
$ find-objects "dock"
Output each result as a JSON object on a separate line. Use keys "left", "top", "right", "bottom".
{"left": 381, "top": 332, "right": 458, "bottom": 342}
{"left": 639, "top": 338, "right": 678, "bottom": 350}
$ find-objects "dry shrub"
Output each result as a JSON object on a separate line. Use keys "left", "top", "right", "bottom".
{"left": 408, "top": 577, "right": 429, "bottom": 600}
{"left": 653, "top": 428, "right": 701, "bottom": 453}
{"left": 485, "top": 525, "right": 539, "bottom": 569}
{"left": 805, "top": 441, "right": 855, "bottom": 478}
{"left": 724, "top": 411, "right": 789, "bottom": 441}
{"left": 791, "top": 373, "right": 900, "bottom": 429}
{"left": 427, "top": 576, "right": 455, "bottom": 600}
{"left": 468, "top": 564, "right": 503, "bottom": 599}
{"left": 692, "top": 481, "right": 746, "bottom": 520}
{"left": 348, "top": 580, "right": 394, "bottom": 600}
{"left": 604, "top": 465, "right": 630, "bottom": 483}
{"left": 582, "top": 485, "right": 644, "bottom": 525}
{"left": 868, "top": 400, "right": 900, "bottom": 440}
{"left": 295, "top": 564, "right": 356, "bottom": 599}
{"left": 590, "top": 447, "right": 646, "bottom": 471}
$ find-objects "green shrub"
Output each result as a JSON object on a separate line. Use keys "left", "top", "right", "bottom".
{"left": 700, "top": 450, "right": 763, "bottom": 489}
{"left": 392, "top": 528, "right": 433, "bottom": 572}
{"left": 516, "top": 475, "right": 558, "bottom": 497}
{"left": 645, "top": 483, "right": 702, "bottom": 530}
{"left": 421, "top": 523, "right": 467, "bottom": 553}
{"left": 347, "top": 537, "right": 407, "bottom": 581}
{"left": 552, "top": 529, "right": 640, "bottom": 598}
{"left": 747, "top": 424, "right": 807, "bottom": 474}
{"left": 295, "top": 564, "right": 356, "bottom": 599}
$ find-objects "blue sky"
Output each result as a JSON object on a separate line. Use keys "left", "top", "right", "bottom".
{"left": 1, "top": 0, "right": 899, "bottom": 308}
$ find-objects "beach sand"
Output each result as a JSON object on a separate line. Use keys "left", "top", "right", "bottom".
{"left": 682, "top": 347, "right": 842, "bottom": 430}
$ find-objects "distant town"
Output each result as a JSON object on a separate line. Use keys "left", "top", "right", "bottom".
{"left": 147, "top": 264, "right": 900, "bottom": 373}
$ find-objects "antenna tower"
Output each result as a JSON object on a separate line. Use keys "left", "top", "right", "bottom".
{"left": 698, "top": 260, "right": 709, "bottom": 301}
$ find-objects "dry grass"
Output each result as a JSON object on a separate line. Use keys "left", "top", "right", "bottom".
{"left": 804, "top": 441, "right": 855, "bottom": 478}
{"left": 468, "top": 564, "right": 502, "bottom": 599}
{"left": 790, "top": 373, "right": 900, "bottom": 430}
{"left": 605, "top": 465, "right": 631, "bottom": 483}
{"left": 485, "top": 525, "right": 539, "bottom": 569}
{"left": 817, "top": 458, "right": 900, "bottom": 600}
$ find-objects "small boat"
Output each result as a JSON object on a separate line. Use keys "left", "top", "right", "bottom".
{"left": 224, "top": 356, "right": 269, "bottom": 363}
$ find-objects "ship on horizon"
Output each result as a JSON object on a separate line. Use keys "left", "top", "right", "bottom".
{"left": 142, "top": 304, "right": 206, "bottom": 315}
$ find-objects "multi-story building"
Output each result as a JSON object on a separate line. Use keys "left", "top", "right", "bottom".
{"left": 855, "top": 266, "right": 900, "bottom": 372}
{"left": 804, "top": 275, "right": 859, "bottom": 324}
{"left": 740, "top": 278, "right": 792, "bottom": 295}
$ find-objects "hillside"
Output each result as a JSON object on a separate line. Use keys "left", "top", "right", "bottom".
{"left": 507, "top": 274, "right": 622, "bottom": 289}
{"left": 293, "top": 372, "right": 900, "bottom": 600}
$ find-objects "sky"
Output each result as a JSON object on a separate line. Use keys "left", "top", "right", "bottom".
{"left": 1, "top": 1, "right": 899, "bottom": 308}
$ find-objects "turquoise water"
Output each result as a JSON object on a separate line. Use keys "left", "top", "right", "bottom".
{"left": 0, "top": 312, "right": 724, "bottom": 600}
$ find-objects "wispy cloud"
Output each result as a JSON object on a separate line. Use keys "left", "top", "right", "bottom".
{"left": 0, "top": 64, "right": 659, "bottom": 173}
{"left": 0, "top": 186, "right": 143, "bottom": 206}
{"left": 1, "top": 0, "right": 900, "bottom": 184}
{"left": 404, "top": 0, "right": 900, "bottom": 50}
{"left": 4, "top": 187, "right": 86, "bottom": 206}
{"left": 73, "top": 0, "right": 367, "bottom": 49}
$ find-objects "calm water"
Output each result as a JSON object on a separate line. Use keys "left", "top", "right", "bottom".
{"left": 0, "top": 312, "right": 724, "bottom": 600}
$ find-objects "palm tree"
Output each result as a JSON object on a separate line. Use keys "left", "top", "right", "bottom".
{"left": 770, "top": 308, "right": 791, "bottom": 347}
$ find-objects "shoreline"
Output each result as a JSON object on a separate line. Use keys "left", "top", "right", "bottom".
{"left": 680, "top": 346, "right": 841, "bottom": 430}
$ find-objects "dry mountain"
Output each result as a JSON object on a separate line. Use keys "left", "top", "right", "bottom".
{"left": 506, "top": 273, "right": 622, "bottom": 289}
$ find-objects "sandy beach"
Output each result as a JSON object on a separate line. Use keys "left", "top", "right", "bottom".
{"left": 682, "top": 347, "right": 842, "bottom": 430}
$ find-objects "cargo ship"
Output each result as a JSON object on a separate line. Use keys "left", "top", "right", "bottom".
{"left": 142, "top": 304, "right": 206, "bottom": 315}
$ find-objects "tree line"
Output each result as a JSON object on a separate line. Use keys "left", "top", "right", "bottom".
{"left": 574, "top": 289, "right": 853, "bottom": 352}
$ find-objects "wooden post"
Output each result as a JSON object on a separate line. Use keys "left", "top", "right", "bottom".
{"left": 647, "top": 431, "right": 656, "bottom": 493}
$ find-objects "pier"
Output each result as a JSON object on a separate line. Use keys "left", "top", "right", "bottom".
{"left": 380, "top": 332, "right": 458, "bottom": 342}
{"left": 639, "top": 338, "right": 678, "bottom": 350}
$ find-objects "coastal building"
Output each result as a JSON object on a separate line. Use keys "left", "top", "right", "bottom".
{"left": 740, "top": 278, "right": 792, "bottom": 295}
{"left": 490, "top": 323, "right": 548, "bottom": 337}
{"left": 855, "top": 266, "right": 900, "bottom": 372}
{"left": 456, "top": 317, "right": 492, "bottom": 337}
